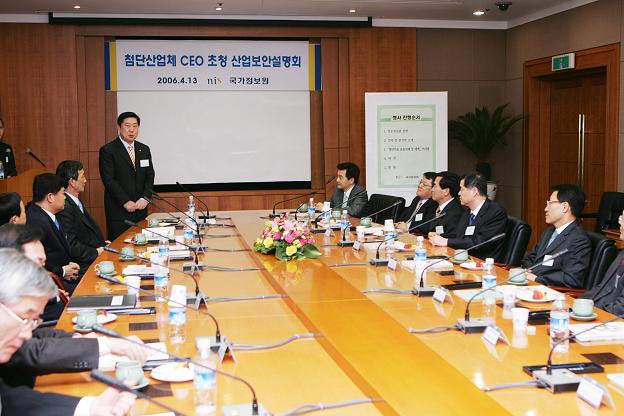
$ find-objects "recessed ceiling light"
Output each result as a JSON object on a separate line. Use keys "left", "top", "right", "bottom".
{"left": 215, "top": 3, "right": 223, "bottom": 11}
{"left": 73, "top": 5, "right": 81, "bottom": 9}
{"left": 349, "top": 9, "right": 356, "bottom": 13}
{"left": 473, "top": 10, "right": 485, "bottom": 16}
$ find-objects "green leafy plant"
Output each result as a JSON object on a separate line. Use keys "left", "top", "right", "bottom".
{"left": 448, "top": 104, "right": 523, "bottom": 161}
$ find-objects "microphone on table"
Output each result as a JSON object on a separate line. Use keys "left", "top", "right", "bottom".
{"left": 456, "top": 248, "right": 568, "bottom": 334}
{"left": 90, "top": 369, "right": 188, "bottom": 416}
{"left": 91, "top": 325, "right": 263, "bottom": 415}
{"left": 313, "top": 187, "right": 369, "bottom": 224}
{"left": 175, "top": 181, "right": 215, "bottom": 220}
{"left": 370, "top": 213, "right": 446, "bottom": 267}
{"left": 25, "top": 147, "right": 46, "bottom": 167}
{"left": 529, "top": 311, "right": 624, "bottom": 393}
{"left": 338, "top": 200, "right": 403, "bottom": 248}
{"left": 413, "top": 231, "right": 503, "bottom": 296}
{"left": 270, "top": 190, "right": 318, "bottom": 218}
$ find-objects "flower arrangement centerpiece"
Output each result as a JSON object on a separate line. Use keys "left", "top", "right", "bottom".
{"left": 253, "top": 216, "right": 321, "bottom": 261}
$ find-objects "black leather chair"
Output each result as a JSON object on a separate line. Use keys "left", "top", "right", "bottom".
{"left": 585, "top": 231, "right": 617, "bottom": 289}
{"left": 579, "top": 192, "right": 624, "bottom": 232}
{"left": 495, "top": 216, "right": 531, "bottom": 267}
{"left": 361, "top": 194, "right": 406, "bottom": 224}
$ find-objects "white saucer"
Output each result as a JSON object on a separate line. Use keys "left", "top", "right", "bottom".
{"left": 507, "top": 279, "right": 528, "bottom": 286}
{"left": 72, "top": 325, "right": 93, "bottom": 334}
{"left": 571, "top": 312, "right": 598, "bottom": 321}
{"left": 130, "top": 376, "right": 150, "bottom": 390}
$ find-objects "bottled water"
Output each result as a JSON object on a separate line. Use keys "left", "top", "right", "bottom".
{"left": 154, "top": 266, "right": 169, "bottom": 303}
{"left": 384, "top": 220, "right": 396, "bottom": 255}
{"left": 158, "top": 237, "right": 170, "bottom": 260}
{"left": 340, "top": 210, "right": 350, "bottom": 240}
{"left": 550, "top": 294, "right": 570, "bottom": 352}
{"left": 322, "top": 201, "right": 331, "bottom": 226}
{"left": 194, "top": 337, "right": 218, "bottom": 415}
{"left": 482, "top": 258, "right": 497, "bottom": 306}
{"left": 414, "top": 236, "right": 427, "bottom": 268}
{"left": 184, "top": 228, "right": 194, "bottom": 246}
{"left": 168, "top": 285, "right": 186, "bottom": 344}
{"left": 187, "top": 195, "right": 196, "bottom": 218}
{"left": 307, "top": 197, "right": 315, "bottom": 223}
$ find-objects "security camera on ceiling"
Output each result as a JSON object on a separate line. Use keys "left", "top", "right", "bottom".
{"left": 495, "top": 1, "right": 512, "bottom": 11}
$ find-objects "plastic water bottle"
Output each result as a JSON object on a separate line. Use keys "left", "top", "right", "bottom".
{"left": 307, "top": 197, "right": 315, "bottom": 222}
{"left": 414, "top": 236, "right": 427, "bottom": 267}
{"left": 158, "top": 237, "right": 170, "bottom": 260}
{"left": 0, "top": 161, "right": 4, "bottom": 179}
{"left": 154, "top": 265, "right": 169, "bottom": 303}
{"left": 550, "top": 294, "right": 570, "bottom": 352}
{"left": 194, "top": 337, "right": 218, "bottom": 415}
{"left": 384, "top": 220, "right": 396, "bottom": 255}
{"left": 482, "top": 258, "right": 497, "bottom": 306}
{"left": 340, "top": 209, "right": 350, "bottom": 241}
{"left": 168, "top": 285, "right": 187, "bottom": 344}
{"left": 322, "top": 201, "right": 331, "bottom": 226}
{"left": 187, "top": 195, "right": 196, "bottom": 218}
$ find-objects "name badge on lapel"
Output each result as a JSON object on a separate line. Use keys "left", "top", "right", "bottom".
{"left": 415, "top": 213, "right": 423, "bottom": 222}
{"left": 435, "top": 225, "right": 444, "bottom": 234}
{"left": 543, "top": 254, "right": 554, "bottom": 267}
{"left": 465, "top": 226, "right": 476, "bottom": 236}
{"left": 140, "top": 159, "right": 150, "bottom": 168}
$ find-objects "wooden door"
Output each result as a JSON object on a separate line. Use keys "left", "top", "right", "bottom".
{"left": 549, "top": 71, "right": 606, "bottom": 217}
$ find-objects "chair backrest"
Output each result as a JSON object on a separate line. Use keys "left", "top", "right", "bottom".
{"left": 496, "top": 216, "right": 532, "bottom": 267}
{"left": 585, "top": 231, "right": 617, "bottom": 289}
{"left": 362, "top": 194, "right": 406, "bottom": 224}
{"left": 595, "top": 192, "right": 624, "bottom": 232}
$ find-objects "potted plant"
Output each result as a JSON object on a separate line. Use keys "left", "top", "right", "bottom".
{"left": 448, "top": 104, "right": 523, "bottom": 199}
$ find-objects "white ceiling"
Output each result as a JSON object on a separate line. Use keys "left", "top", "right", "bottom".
{"left": 0, "top": 0, "right": 600, "bottom": 27}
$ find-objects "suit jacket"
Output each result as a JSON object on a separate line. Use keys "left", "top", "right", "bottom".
{"left": 582, "top": 250, "right": 624, "bottom": 315}
{"left": 0, "top": 328, "right": 99, "bottom": 388}
{"left": 398, "top": 197, "right": 438, "bottom": 231}
{"left": 521, "top": 220, "right": 591, "bottom": 288}
{"left": 330, "top": 184, "right": 368, "bottom": 217}
{"left": 0, "top": 141, "right": 17, "bottom": 177}
{"left": 57, "top": 194, "right": 105, "bottom": 271}
{"left": 25, "top": 203, "right": 75, "bottom": 286}
{"left": 99, "top": 137, "right": 155, "bottom": 238}
{"left": 447, "top": 198, "right": 508, "bottom": 260}
{"left": 0, "top": 377, "right": 80, "bottom": 415}
{"left": 424, "top": 198, "right": 466, "bottom": 237}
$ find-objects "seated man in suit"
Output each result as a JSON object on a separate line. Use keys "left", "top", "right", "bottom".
{"left": 523, "top": 184, "right": 591, "bottom": 288}
{"left": 396, "top": 172, "right": 438, "bottom": 233}
{"left": 0, "top": 249, "right": 136, "bottom": 415}
{"left": 329, "top": 162, "right": 368, "bottom": 217}
{"left": 430, "top": 173, "right": 507, "bottom": 260}
{"left": 426, "top": 171, "right": 465, "bottom": 238}
{"left": 581, "top": 209, "right": 624, "bottom": 314}
{"left": 26, "top": 173, "right": 81, "bottom": 293}
{"left": 0, "top": 224, "right": 149, "bottom": 389}
{"left": 0, "top": 192, "right": 26, "bottom": 225}
{"left": 56, "top": 160, "right": 107, "bottom": 272}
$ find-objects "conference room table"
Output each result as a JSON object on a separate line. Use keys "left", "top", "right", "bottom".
{"left": 35, "top": 210, "right": 624, "bottom": 415}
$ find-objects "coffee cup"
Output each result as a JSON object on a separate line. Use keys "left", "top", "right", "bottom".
{"left": 133, "top": 233, "right": 147, "bottom": 245}
{"left": 94, "top": 261, "right": 115, "bottom": 275}
{"left": 120, "top": 247, "right": 135, "bottom": 260}
{"left": 508, "top": 268, "right": 527, "bottom": 283}
{"left": 115, "top": 360, "right": 144, "bottom": 386}
{"left": 360, "top": 217, "right": 372, "bottom": 227}
{"left": 125, "top": 275, "right": 141, "bottom": 296}
{"left": 572, "top": 298, "right": 594, "bottom": 317}
{"left": 331, "top": 210, "right": 342, "bottom": 220}
{"left": 76, "top": 309, "right": 97, "bottom": 330}
{"left": 148, "top": 218, "right": 160, "bottom": 227}
{"left": 452, "top": 250, "right": 469, "bottom": 262}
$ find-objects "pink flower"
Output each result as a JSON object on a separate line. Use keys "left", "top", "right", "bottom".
{"left": 285, "top": 233, "right": 295, "bottom": 244}
{"left": 273, "top": 232, "right": 282, "bottom": 240}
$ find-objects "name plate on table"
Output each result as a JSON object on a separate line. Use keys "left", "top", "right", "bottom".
{"left": 577, "top": 376, "right": 614, "bottom": 408}
{"left": 388, "top": 258, "right": 398, "bottom": 270}
{"left": 433, "top": 287, "right": 453, "bottom": 304}
{"left": 352, "top": 241, "right": 362, "bottom": 251}
{"left": 482, "top": 325, "right": 510, "bottom": 346}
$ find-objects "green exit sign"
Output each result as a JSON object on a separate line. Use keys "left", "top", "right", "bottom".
{"left": 552, "top": 53, "right": 575, "bottom": 71}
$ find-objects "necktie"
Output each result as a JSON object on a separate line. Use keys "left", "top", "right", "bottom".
{"left": 342, "top": 192, "right": 349, "bottom": 208}
{"left": 546, "top": 230, "right": 559, "bottom": 248}
{"left": 435, "top": 207, "right": 441, "bottom": 217}
{"left": 415, "top": 199, "right": 424, "bottom": 213}
{"left": 54, "top": 217, "right": 61, "bottom": 231}
{"left": 76, "top": 198, "right": 84, "bottom": 214}
{"left": 128, "top": 145, "right": 135, "bottom": 167}
{"left": 469, "top": 213, "right": 476, "bottom": 226}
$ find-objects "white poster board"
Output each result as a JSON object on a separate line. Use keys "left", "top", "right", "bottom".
{"left": 365, "top": 92, "right": 447, "bottom": 202}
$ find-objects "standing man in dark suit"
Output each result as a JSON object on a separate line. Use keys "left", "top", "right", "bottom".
{"left": 430, "top": 173, "right": 507, "bottom": 260}
{"left": 0, "top": 117, "right": 18, "bottom": 178}
{"left": 397, "top": 172, "right": 438, "bottom": 233}
{"left": 582, "top": 209, "right": 624, "bottom": 314}
{"left": 425, "top": 171, "right": 465, "bottom": 238}
{"left": 329, "top": 162, "right": 368, "bottom": 217}
{"left": 56, "top": 160, "right": 106, "bottom": 272}
{"left": 99, "top": 112, "right": 155, "bottom": 241}
{"left": 26, "top": 173, "right": 81, "bottom": 293}
{"left": 523, "top": 184, "right": 591, "bottom": 288}
{"left": 0, "top": 249, "right": 136, "bottom": 415}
